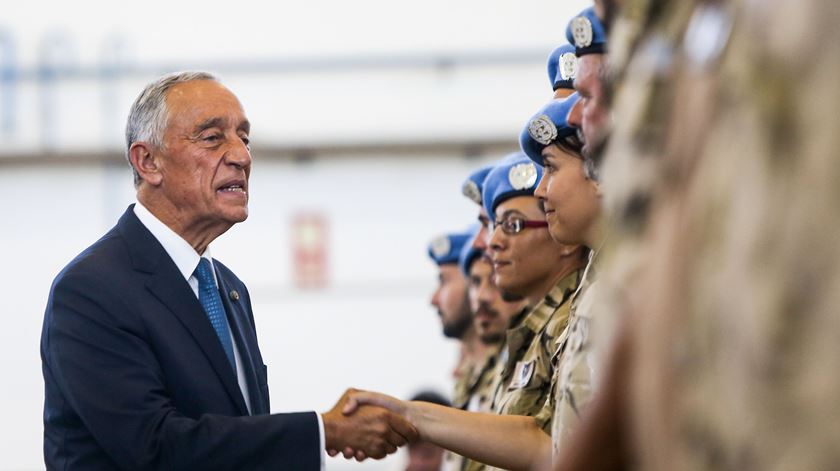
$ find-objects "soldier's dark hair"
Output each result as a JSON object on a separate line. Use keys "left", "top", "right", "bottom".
{"left": 556, "top": 133, "right": 584, "bottom": 160}
{"left": 554, "top": 132, "right": 600, "bottom": 182}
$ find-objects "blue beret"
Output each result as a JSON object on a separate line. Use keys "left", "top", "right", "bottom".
{"left": 520, "top": 93, "right": 580, "bottom": 166}
{"left": 481, "top": 152, "right": 543, "bottom": 222}
{"left": 546, "top": 43, "right": 578, "bottom": 91}
{"left": 461, "top": 165, "right": 493, "bottom": 206}
{"left": 458, "top": 224, "right": 483, "bottom": 276}
{"left": 566, "top": 7, "right": 607, "bottom": 56}
{"left": 428, "top": 230, "right": 473, "bottom": 265}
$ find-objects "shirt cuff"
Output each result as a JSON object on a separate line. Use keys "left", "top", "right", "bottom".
{"left": 317, "top": 413, "right": 326, "bottom": 471}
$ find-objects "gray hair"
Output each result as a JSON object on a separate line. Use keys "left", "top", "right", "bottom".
{"left": 124, "top": 71, "right": 219, "bottom": 185}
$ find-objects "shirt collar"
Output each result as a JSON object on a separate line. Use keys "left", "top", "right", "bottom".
{"left": 133, "top": 201, "right": 214, "bottom": 282}
{"left": 522, "top": 269, "right": 580, "bottom": 334}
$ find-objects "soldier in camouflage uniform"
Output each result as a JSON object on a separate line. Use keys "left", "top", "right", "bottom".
{"left": 545, "top": 0, "right": 699, "bottom": 466}
{"left": 458, "top": 227, "right": 527, "bottom": 471}
{"left": 459, "top": 244, "right": 516, "bottom": 415}
{"left": 481, "top": 153, "right": 586, "bottom": 440}
{"left": 462, "top": 159, "right": 547, "bottom": 471}
{"left": 534, "top": 7, "right": 616, "bottom": 459}
{"left": 553, "top": 0, "right": 840, "bottom": 470}
{"left": 426, "top": 229, "right": 490, "bottom": 413}
{"left": 626, "top": 0, "right": 840, "bottom": 469}
{"left": 478, "top": 45, "right": 584, "bottom": 445}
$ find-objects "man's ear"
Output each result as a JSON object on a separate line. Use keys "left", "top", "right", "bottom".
{"left": 591, "top": 179, "right": 602, "bottom": 198}
{"left": 129, "top": 142, "right": 163, "bottom": 186}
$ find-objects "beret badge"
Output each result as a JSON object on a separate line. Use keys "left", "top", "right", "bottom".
{"left": 508, "top": 163, "right": 538, "bottom": 191}
{"left": 571, "top": 16, "right": 594, "bottom": 48}
{"left": 559, "top": 52, "right": 578, "bottom": 81}
{"left": 462, "top": 180, "right": 482, "bottom": 205}
{"left": 528, "top": 114, "right": 558, "bottom": 146}
{"left": 430, "top": 236, "right": 452, "bottom": 259}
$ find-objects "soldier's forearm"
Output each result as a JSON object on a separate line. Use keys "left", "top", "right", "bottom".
{"left": 407, "top": 401, "right": 552, "bottom": 471}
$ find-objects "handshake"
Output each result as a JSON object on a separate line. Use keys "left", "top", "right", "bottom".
{"left": 322, "top": 388, "right": 414, "bottom": 461}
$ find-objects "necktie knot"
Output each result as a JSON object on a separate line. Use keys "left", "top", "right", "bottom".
{"left": 194, "top": 258, "right": 215, "bottom": 287}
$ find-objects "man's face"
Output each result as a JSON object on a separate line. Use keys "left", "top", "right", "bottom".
{"left": 430, "top": 264, "right": 472, "bottom": 339}
{"left": 473, "top": 206, "right": 491, "bottom": 251}
{"left": 468, "top": 257, "right": 524, "bottom": 344}
{"left": 568, "top": 54, "right": 609, "bottom": 158}
{"left": 488, "top": 196, "right": 561, "bottom": 298}
{"left": 155, "top": 80, "right": 252, "bottom": 232}
{"left": 534, "top": 145, "right": 601, "bottom": 245}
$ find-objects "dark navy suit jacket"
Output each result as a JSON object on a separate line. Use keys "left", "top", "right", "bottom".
{"left": 41, "top": 206, "right": 320, "bottom": 470}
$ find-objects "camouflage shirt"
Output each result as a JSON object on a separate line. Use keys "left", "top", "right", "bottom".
{"left": 491, "top": 270, "right": 580, "bottom": 430}
{"left": 550, "top": 254, "right": 601, "bottom": 458}
{"left": 600, "top": 0, "right": 840, "bottom": 469}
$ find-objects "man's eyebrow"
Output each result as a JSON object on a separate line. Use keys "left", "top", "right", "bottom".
{"left": 193, "top": 117, "right": 227, "bottom": 134}
{"left": 238, "top": 120, "right": 251, "bottom": 134}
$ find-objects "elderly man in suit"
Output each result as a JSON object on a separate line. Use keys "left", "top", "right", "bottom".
{"left": 41, "top": 71, "right": 415, "bottom": 470}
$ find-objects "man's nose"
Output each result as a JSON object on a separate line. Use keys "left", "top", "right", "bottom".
{"left": 226, "top": 136, "right": 252, "bottom": 169}
{"left": 567, "top": 99, "right": 583, "bottom": 129}
{"left": 430, "top": 287, "right": 441, "bottom": 308}
{"left": 472, "top": 227, "right": 488, "bottom": 251}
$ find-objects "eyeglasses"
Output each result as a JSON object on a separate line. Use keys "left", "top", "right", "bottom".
{"left": 489, "top": 216, "right": 548, "bottom": 235}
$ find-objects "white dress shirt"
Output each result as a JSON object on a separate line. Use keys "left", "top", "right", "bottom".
{"left": 133, "top": 202, "right": 325, "bottom": 468}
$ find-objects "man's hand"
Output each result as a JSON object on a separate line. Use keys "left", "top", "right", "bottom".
{"left": 342, "top": 390, "right": 407, "bottom": 417}
{"left": 322, "top": 389, "right": 418, "bottom": 461}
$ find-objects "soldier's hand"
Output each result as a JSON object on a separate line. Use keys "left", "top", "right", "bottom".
{"left": 342, "top": 390, "right": 408, "bottom": 417}
{"left": 322, "top": 388, "right": 418, "bottom": 460}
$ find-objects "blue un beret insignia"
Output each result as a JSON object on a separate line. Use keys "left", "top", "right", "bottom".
{"left": 571, "top": 16, "right": 594, "bottom": 48}
{"left": 508, "top": 163, "right": 538, "bottom": 190}
{"left": 429, "top": 236, "right": 451, "bottom": 259}
{"left": 462, "top": 180, "right": 482, "bottom": 205}
{"left": 528, "top": 115, "right": 558, "bottom": 146}
{"left": 559, "top": 52, "right": 578, "bottom": 81}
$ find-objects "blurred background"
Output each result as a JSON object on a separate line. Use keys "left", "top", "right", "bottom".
{"left": 0, "top": 0, "right": 589, "bottom": 469}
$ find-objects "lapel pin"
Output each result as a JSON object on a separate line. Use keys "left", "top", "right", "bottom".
{"left": 229, "top": 290, "right": 240, "bottom": 301}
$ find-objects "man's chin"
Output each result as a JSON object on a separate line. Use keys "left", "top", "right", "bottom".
{"left": 500, "top": 288, "right": 525, "bottom": 302}
{"left": 479, "top": 332, "right": 504, "bottom": 344}
{"left": 219, "top": 206, "right": 249, "bottom": 224}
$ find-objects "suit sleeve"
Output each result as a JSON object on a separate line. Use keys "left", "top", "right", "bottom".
{"left": 43, "top": 271, "right": 321, "bottom": 470}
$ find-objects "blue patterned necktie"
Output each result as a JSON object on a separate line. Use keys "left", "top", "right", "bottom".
{"left": 193, "top": 258, "right": 237, "bottom": 374}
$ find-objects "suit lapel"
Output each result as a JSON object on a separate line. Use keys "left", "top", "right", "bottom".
{"left": 217, "top": 274, "right": 266, "bottom": 415}
{"left": 145, "top": 276, "right": 250, "bottom": 415}
{"left": 118, "top": 206, "right": 249, "bottom": 416}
